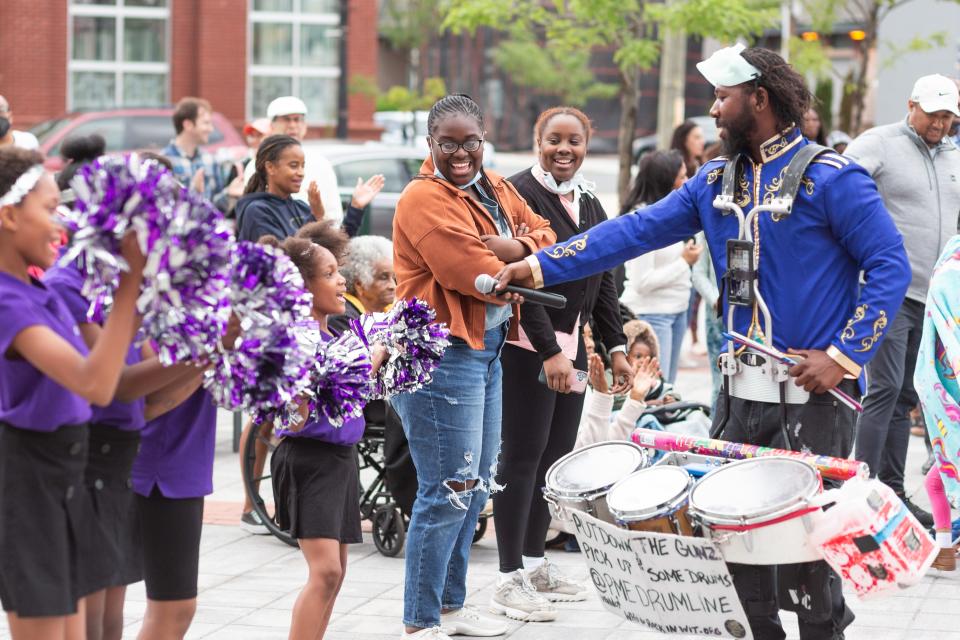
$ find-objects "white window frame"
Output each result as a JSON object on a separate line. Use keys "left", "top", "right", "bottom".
{"left": 67, "top": 0, "right": 171, "bottom": 111}
{"left": 248, "top": 0, "right": 342, "bottom": 125}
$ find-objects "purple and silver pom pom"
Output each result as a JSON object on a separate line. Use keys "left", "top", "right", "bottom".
{"left": 58, "top": 153, "right": 181, "bottom": 320}
{"left": 303, "top": 331, "right": 374, "bottom": 427}
{"left": 352, "top": 297, "right": 450, "bottom": 397}
{"left": 138, "top": 190, "right": 233, "bottom": 365}
{"left": 205, "top": 242, "right": 315, "bottom": 417}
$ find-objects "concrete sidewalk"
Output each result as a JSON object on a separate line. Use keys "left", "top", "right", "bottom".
{"left": 3, "top": 360, "right": 957, "bottom": 639}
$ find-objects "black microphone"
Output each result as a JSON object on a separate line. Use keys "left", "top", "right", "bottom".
{"left": 474, "top": 274, "right": 567, "bottom": 309}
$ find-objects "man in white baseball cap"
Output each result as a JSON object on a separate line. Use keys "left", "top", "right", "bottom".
{"left": 907, "top": 73, "right": 960, "bottom": 146}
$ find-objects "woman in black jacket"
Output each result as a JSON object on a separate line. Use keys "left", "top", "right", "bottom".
{"left": 491, "top": 107, "right": 632, "bottom": 619}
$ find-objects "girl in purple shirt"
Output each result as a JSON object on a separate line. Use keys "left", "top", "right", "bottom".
{"left": 43, "top": 260, "right": 203, "bottom": 640}
{"left": 0, "top": 148, "right": 144, "bottom": 639}
{"left": 259, "top": 234, "right": 385, "bottom": 640}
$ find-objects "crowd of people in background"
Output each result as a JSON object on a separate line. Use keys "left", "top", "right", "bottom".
{"left": 0, "top": 50, "right": 959, "bottom": 640}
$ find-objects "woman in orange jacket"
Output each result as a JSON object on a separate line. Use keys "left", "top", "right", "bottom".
{"left": 391, "top": 94, "right": 555, "bottom": 640}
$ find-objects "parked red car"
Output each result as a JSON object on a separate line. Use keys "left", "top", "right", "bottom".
{"left": 30, "top": 108, "right": 247, "bottom": 171}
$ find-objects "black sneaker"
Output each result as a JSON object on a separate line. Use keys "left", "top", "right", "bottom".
{"left": 896, "top": 493, "right": 934, "bottom": 528}
{"left": 240, "top": 511, "right": 271, "bottom": 535}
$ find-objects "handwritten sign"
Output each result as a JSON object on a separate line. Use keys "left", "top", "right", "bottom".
{"left": 570, "top": 511, "right": 752, "bottom": 639}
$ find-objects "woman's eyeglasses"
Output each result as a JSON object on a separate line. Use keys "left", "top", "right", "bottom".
{"left": 431, "top": 138, "right": 484, "bottom": 154}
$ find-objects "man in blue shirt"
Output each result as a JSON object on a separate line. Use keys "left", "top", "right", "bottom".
{"left": 497, "top": 46, "right": 910, "bottom": 640}
{"left": 161, "top": 97, "right": 242, "bottom": 213}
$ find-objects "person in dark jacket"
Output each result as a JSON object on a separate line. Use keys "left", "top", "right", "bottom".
{"left": 236, "top": 134, "right": 316, "bottom": 242}
{"left": 492, "top": 106, "right": 632, "bottom": 615}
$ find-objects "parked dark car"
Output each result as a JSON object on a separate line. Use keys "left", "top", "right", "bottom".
{"left": 30, "top": 108, "right": 246, "bottom": 171}
{"left": 304, "top": 142, "right": 428, "bottom": 239}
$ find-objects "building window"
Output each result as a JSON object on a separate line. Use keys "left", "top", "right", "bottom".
{"left": 69, "top": 0, "right": 170, "bottom": 111}
{"left": 249, "top": 0, "right": 341, "bottom": 125}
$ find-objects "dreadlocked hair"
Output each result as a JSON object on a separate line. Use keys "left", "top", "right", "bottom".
{"left": 245, "top": 134, "right": 301, "bottom": 195}
{"left": 427, "top": 94, "right": 484, "bottom": 136}
{"left": 257, "top": 234, "right": 322, "bottom": 283}
{"left": 534, "top": 106, "right": 593, "bottom": 142}
{"left": 739, "top": 47, "right": 811, "bottom": 133}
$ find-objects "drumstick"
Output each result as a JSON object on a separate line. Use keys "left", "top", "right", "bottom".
{"left": 631, "top": 428, "right": 869, "bottom": 481}
{"left": 722, "top": 331, "right": 864, "bottom": 413}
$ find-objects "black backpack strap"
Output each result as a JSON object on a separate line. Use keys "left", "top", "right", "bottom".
{"left": 719, "top": 154, "right": 742, "bottom": 200}
{"left": 779, "top": 143, "right": 830, "bottom": 203}
{"left": 713, "top": 153, "right": 743, "bottom": 215}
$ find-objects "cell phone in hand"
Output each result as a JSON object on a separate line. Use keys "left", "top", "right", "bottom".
{"left": 538, "top": 366, "right": 589, "bottom": 394}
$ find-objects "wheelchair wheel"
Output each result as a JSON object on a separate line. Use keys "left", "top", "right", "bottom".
{"left": 242, "top": 420, "right": 298, "bottom": 548}
{"left": 372, "top": 504, "right": 405, "bottom": 557}
{"left": 473, "top": 514, "right": 488, "bottom": 543}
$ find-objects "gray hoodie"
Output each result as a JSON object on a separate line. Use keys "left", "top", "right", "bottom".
{"left": 845, "top": 118, "right": 960, "bottom": 302}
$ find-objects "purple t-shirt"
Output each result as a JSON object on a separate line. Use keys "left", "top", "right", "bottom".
{"left": 131, "top": 386, "right": 218, "bottom": 498}
{"left": 275, "top": 332, "right": 366, "bottom": 445}
{"left": 44, "top": 263, "right": 146, "bottom": 431}
{"left": 0, "top": 272, "right": 92, "bottom": 431}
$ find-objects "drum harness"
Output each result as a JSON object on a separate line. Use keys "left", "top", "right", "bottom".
{"left": 710, "top": 144, "right": 830, "bottom": 450}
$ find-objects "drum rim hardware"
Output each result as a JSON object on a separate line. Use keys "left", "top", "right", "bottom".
{"left": 543, "top": 441, "right": 648, "bottom": 499}
{"left": 607, "top": 466, "right": 693, "bottom": 522}
{"left": 689, "top": 457, "right": 822, "bottom": 527}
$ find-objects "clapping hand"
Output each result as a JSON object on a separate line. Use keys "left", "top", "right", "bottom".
{"left": 587, "top": 353, "right": 609, "bottom": 395}
{"left": 308, "top": 181, "right": 324, "bottom": 220}
{"left": 350, "top": 175, "right": 386, "bottom": 209}
{"left": 629, "top": 356, "right": 661, "bottom": 402}
{"left": 190, "top": 168, "right": 206, "bottom": 195}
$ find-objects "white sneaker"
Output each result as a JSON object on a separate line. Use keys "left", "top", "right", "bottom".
{"left": 489, "top": 570, "right": 557, "bottom": 622}
{"left": 402, "top": 626, "right": 452, "bottom": 640}
{"left": 440, "top": 605, "right": 507, "bottom": 636}
{"left": 526, "top": 557, "right": 589, "bottom": 602}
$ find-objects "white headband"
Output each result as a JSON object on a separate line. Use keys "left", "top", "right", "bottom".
{"left": 0, "top": 164, "right": 44, "bottom": 208}
{"left": 696, "top": 43, "right": 762, "bottom": 87}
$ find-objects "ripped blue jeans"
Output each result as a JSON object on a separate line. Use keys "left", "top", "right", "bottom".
{"left": 391, "top": 324, "right": 506, "bottom": 628}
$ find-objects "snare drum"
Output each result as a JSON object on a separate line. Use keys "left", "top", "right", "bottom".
{"left": 689, "top": 457, "right": 824, "bottom": 565}
{"left": 607, "top": 466, "right": 694, "bottom": 535}
{"left": 543, "top": 441, "right": 647, "bottom": 526}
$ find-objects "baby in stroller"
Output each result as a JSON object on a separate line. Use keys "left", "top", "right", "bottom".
{"left": 576, "top": 320, "right": 711, "bottom": 449}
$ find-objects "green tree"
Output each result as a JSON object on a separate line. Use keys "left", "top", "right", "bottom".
{"left": 379, "top": 0, "right": 442, "bottom": 92}
{"left": 442, "top": 0, "right": 775, "bottom": 205}
{"left": 790, "top": 0, "right": 957, "bottom": 134}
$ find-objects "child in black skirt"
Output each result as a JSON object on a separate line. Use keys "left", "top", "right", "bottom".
{"left": 0, "top": 148, "right": 144, "bottom": 639}
{"left": 259, "top": 234, "right": 386, "bottom": 640}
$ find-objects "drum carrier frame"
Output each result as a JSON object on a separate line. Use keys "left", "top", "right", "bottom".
{"left": 710, "top": 144, "right": 830, "bottom": 446}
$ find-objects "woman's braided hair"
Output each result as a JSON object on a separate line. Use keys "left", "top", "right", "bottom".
{"left": 426, "top": 94, "right": 484, "bottom": 136}
{"left": 740, "top": 47, "right": 812, "bottom": 132}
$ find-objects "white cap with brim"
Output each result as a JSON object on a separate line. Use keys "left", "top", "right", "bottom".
{"left": 910, "top": 74, "right": 960, "bottom": 116}
{"left": 696, "top": 43, "right": 762, "bottom": 88}
{"left": 266, "top": 96, "right": 308, "bottom": 120}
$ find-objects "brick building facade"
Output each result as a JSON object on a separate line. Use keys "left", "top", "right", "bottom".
{"left": 0, "top": 0, "right": 378, "bottom": 138}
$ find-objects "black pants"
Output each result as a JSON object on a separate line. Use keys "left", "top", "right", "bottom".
{"left": 494, "top": 342, "right": 586, "bottom": 573}
{"left": 712, "top": 380, "right": 859, "bottom": 640}
{"left": 854, "top": 297, "right": 923, "bottom": 494}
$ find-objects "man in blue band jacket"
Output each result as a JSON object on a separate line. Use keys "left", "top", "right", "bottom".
{"left": 497, "top": 46, "right": 910, "bottom": 640}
